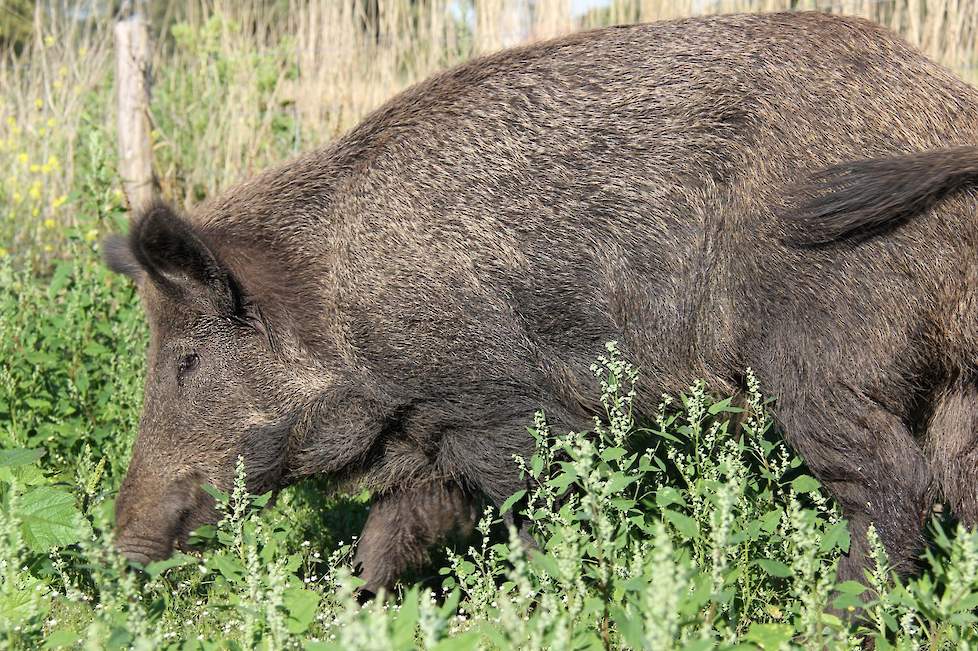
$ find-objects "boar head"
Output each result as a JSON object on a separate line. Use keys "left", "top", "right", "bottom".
{"left": 104, "top": 202, "right": 291, "bottom": 564}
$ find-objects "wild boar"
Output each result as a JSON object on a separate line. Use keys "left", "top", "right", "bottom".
{"left": 104, "top": 11, "right": 978, "bottom": 597}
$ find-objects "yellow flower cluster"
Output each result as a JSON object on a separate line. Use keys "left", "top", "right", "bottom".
{"left": 2, "top": 108, "right": 72, "bottom": 243}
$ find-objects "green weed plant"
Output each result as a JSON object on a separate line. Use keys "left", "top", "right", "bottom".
{"left": 5, "top": 256, "right": 978, "bottom": 649}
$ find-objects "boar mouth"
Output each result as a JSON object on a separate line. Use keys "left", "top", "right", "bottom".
{"left": 115, "top": 471, "right": 220, "bottom": 565}
{"left": 117, "top": 534, "right": 175, "bottom": 566}
{"left": 118, "top": 504, "right": 215, "bottom": 565}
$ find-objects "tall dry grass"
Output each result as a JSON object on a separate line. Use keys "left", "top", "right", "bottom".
{"left": 0, "top": 6, "right": 113, "bottom": 255}
{"left": 1, "top": 0, "right": 977, "bottom": 257}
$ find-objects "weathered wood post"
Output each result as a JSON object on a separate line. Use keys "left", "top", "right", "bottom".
{"left": 115, "top": 1, "right": 155, "bottom": 212}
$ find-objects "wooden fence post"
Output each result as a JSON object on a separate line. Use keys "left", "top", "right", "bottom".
{"left": 115, "top": 5, "right": 155, "bottom": 213}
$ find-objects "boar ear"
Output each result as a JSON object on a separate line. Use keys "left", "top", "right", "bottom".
{"left": 102, "top": 234, "right": 145, "bottom": 282}
{"left": 131, "top": 202, "right": 243, "bottom": 315}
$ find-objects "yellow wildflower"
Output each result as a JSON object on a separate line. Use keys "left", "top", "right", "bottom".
{"left": 38, "top": 127, "right": 47, "bottom": 137}
{"left": 44, "top": 35, "right": 54, "bottom": 47}
{"left": 46, "top": 118, "right": 56, "bottom": 129}
{"left": 84, "top": 229, "right": 98, "bottom": 242}
{"left": 12, "top": 193, "right": 22, "bottom": 204}
{"left": 53, "top": 80, "right": 63, "bottom": 91}
{"left": 34, "top": 98, "right": 43, "bottom": 109}
{"left": 52, "top": 195, "right": 67, "bottom": 209}
{"left": 47, "top": 155, "right": 60, "bottom": 170}
{"left": 30, "top": 164, "right": 40, "bottom": 173}
{"left": 43, "top": 218, "right": 56, "bottom": 229}
{"left": 33, "top": 207, "right": 40, "bottom": 218}
{"left": 79, "top": 47, "right": 88, "bottom": 58}
{"left": 5, "top": 116, "right": 15, "bottom": 127}
{"left": 43, "top": 244, "right": 53, "bottom": 253}
{"left": 58, "top": 66, "right": 68, "bottom": 78}
{"left": 29, "top": 181, "right": 41, "bottom": 200}
{"left": 0, "top": 247, "right": 8, "bottom": 257}
{"left": 17, "top": 152, "right": 28, "bottom": 165}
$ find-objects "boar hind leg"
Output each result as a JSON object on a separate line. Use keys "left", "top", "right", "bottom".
{"left": 353, "top": 481, "right": 480, "bottom": 597}
{"left": 925, "top": 382, "right": 978, "bottom": 526}
{"left": 776, "top": 384, "right": 932, "bottom": 589}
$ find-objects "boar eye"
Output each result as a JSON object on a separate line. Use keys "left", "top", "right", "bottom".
{"left": 176, "top": 353, "right": 199, "bottom": 383}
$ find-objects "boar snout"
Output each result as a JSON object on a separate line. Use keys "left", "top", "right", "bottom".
{"left": 114, "top": 468, "right": 218, "bottom": 565}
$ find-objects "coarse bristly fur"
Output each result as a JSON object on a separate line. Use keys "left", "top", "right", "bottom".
{"left": 105, "top": 11, "right": 978, "bottom": 603}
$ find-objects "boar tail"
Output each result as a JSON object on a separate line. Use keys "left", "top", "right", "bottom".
{"left": 785, "top": 145, "right": 978, "bottom": 246}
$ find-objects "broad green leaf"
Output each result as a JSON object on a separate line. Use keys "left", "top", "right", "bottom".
{"left": 744, "top": 622, "right": 794, "bottom": 650}
{"left": 548, "top": 469, "right": 578, "bottom": 492}
{"left": 610, "top": 606, "right": 644, "bottom": 649}
{"left": 0, "top": 448, "right": 44, "bottom": 468}
{"left": 664, "top": 509, "right": 698, "bottom": 540}
{"left": 655, "top": 486, "right": 686, "bottom": 509}
{"left": 430, "top": 631, "right": 482, "bottom": 651}
{"left": 201, "top": 483, "right": 229, "bottom": 503}
{"left": 207, "top": 552, "right": 245, "bottom": 583}
{"left": 145, "top": 553, "right": 196, "bottom": 578}
{"left": 188, "top": 524, "right": 218, "bottom": 545}
{"left": 499, "top": 489, "right": 526, "bottom": 515}
{"left": 74, "top": 367, "right": 89, "bottom": 395}
{"left": 600, "top": 447, "right": 628, "bottom": 462}
{"left": 681, "top": 642, "right": 715, "bottom": 651}
{"left": 392, "top": 587, "right": 419, "bottom": 648}
{"left": 438, "top": 589, "right": 461, "bottom": 619}
{"left": 530, "top": 454, "right": 544, "bottom": 479}
{"left": 43, "top": 629, "right": 79, "bottom": 650}
{"left": 284, "top": 587, "right": 321, "bottom": 635}
{"left": 708, "top": 397, "right": 745, "bottom": 415}
{"left": 790, "top": 474, "right": 821, "bottom": 493}
{"left": 831, "top": 592, "right": 865, "bottom": 613}
{"left": 955, "top": 592, "right": 978, "bottom": 613}
{"left": 0, "top": 578, "right": 50, "bottom": 627}
{"left": 759, "top": 509, "right": 782, "bottom": 534}
{"left": 105, "top": 626, "right": 133, "bottom": 651}
{"left": 0, "top": 463, "right": 47, "bottom": 487}
{"left": 47, "top": 261, "right": 73, "bottom": 297}
{"left": 950, "top": 612, "right": 978, "bottom": 627}
{"left": 17, "top": 486, "right": 90, "bottom": 552}
{"left": 820, "top": 519, "right": 851, "bottom": 553}
{"left": 685, "top": 573, "right": 714, "bottom": 613}
{"left": 756, "top": 559, "right": 793, "bottom": 578}
{"left": 530, "top": 550, "right": 562, "bottom": 579}
{"left": 622, "top": 574, "right": 651, "bottom": 592}
{"left": 605, "top": 473, "right": 638, "bottom": 495}
{"left": 835, "top": 580, "right": 870, "bottom": 595}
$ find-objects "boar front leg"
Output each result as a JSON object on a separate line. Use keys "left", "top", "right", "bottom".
{"left": 353, "top": 481, "right": 480, "bottom": 597}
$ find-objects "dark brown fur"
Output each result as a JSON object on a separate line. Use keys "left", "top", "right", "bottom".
{"left": 106, "top": 12, "right": 978, "bottom": 598}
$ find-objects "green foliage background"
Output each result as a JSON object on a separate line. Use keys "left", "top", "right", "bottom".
{"left": 3, "top": 3, "right": 978, "bottom": 650}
